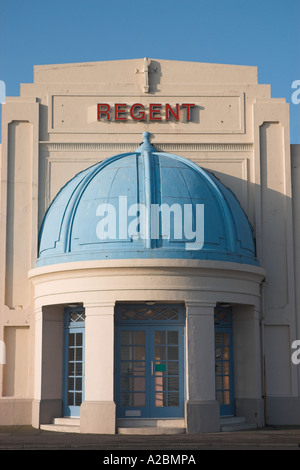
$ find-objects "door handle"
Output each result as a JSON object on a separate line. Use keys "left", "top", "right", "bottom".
{"left": 151, "top": 361, "right": 154, "bottom": 375}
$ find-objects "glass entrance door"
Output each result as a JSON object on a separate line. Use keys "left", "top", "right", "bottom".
{"left": 152, "top": 328, "right": 181, "bottom": 417}
{"left": 119, "top": 329, "right": 147, "bottom": 413}
{"left": 63, "top": 306, "right": 85, "bottom": 417}
{"left": 115, "top": 304, "right": 185, "bottom": 419}
{"left": 214, "top": 306, "right": 235, "bottom": 416}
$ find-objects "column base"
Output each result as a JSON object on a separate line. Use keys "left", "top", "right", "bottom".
{"left": 266, "top": 397, "right": 300, "bottom": 425}
{"left": 32, "top": 398, "right": 62, "bottom": 428}
{"left": 185, "top": 400, "right": 220, "bottom": 433}
{"left": 0, "top": 398, "right": 32, "bottom": 426}
{"left": 235, "top": 398, "right": 265, "bottom": 427}
{"left": 80, "top": 401, "right": 116, "bottom": 434}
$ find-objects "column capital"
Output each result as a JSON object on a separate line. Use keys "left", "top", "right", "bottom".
{"left": 185, "top": 301, "right": 216, "bottom": 315}
{"left": 33, "top": 307, "right": 43, "bottom": 322}
{"left": 83, "top": 301, "right": 115, "bottom": 314}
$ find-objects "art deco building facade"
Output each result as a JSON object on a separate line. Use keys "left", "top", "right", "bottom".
{"left": 0, "top": 58, "right": 299, "bottom": 434}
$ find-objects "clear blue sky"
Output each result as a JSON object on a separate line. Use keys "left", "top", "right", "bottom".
{"left": 0, "top": 0, "right": 299, "bottom": 142}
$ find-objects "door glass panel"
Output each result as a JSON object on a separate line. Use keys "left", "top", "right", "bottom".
{"left": 155, "top": 331, "right": 166, "bottom": 344}
{"left": 135, "top": 346, "right": 145, "bottom": 360}
{"left": 122, "top": 393, "right": 132, "bottom": 407}
{"left": 135, "top": 331, "right": 145, "bottom": 344}
{"left": 69, "top": 333, "right": 75, "bottom": 346}
{"left": 76, "top": 348, "right": 82, "bottom": 361}
{"left": 120, "top": 331, "right": 146, "bottom": 408}
{"left": 223, "top": 391, "right": 230, "bottom": 405}
{"left": 68, "top": 348, "right": 74, "bottom": 361}
{"left": 167, "top": 331, "right": 178, "bottom": 345}
{"left": 155, "top": 346, "right": 166, "bottom": 361}
{"left": 75, "top": 393, "right": 82, "bottom": 406}
{"left": 168, "top": 362, "right": 179, "bottom": 375}
{"left": 134, "top": 376, "right": 145, "bottom": 392}
{"left": 155, "top": 392, "right": 166, "bottom": 407}
{"left": 154, "top": 330, "right": 179, "bottom": 408}
{"left": 168, "top": 392, "right": 179, "bottom": 406}
{"left": 167, "top": 346, "right": 178, "bottom": 360}
{"left": 134, "top": 393, "right": 145, "bottom": 406}
{"left": 121, "top": 331, "right": 132, "bottom": 345}
{"left": 134, "top": 362, "right": 146, "bottom": 373}
{"left": 67, "top": 331, "right": 84, "bottom": 407}
{"left": 76, "top": 378, "right": 82, "bottom": 390}
{"left": 215, "top": 331, "right": 232, "bottom": 407}
{"left": 121, "top": 376, "right": 131, "bottom": 392}
{"left": 121, "top": 346, "right": 132, "bottom": 360}
{"left": 121, "top": 361, "right": 132, "bottom": 375}
{"left": 168, "top": 376, "right": 179, "bottom": 391}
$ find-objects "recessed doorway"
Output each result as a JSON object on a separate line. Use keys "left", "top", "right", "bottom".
{"left": 115, "top": 303, "right": 185, "bottom": 419}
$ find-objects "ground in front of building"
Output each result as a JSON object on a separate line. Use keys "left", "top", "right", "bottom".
{"left": 0, "top": 425, "right": 300, "bottom": 450}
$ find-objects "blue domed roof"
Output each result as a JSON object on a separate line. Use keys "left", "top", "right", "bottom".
{"left": 36, "top": 133, "right": 258, "bottom": 267}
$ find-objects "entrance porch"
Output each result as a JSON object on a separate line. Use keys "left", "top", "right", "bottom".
{"left": 29, "top": 258, "right": 265, "bottom": 434}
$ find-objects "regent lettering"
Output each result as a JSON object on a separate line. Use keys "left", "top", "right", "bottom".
{"left": 97, "top": 103, "right": 195, "bottom": 121}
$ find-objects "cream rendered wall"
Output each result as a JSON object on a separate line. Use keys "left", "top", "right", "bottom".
{"left": 0, "top": 97, "right": 38, "bottom": 423}
{"left": 0, "top": 58, "right": 298, "bottom": 427}
{"left": 3, "top": 326, "right": 30, "bottom": 397}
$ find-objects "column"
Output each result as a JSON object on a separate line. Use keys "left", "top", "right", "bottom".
{"left": 185, "top": 302, "right": 220, "bottom": 433}
{"left": 80, "top": 302, "right": 116, "bottom": 434}
{"left": 32, "top": 305, "right": 64, "bottom": 427}
{"left": 234, "top": 306, "right": 264, "bottom": 426}
{"left": 32, "top": 307, "right": 43, "bottom": 428}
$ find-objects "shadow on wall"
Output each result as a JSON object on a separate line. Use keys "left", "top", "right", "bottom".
{"left": 206, "top": 166, "right": 294, "bottom": 312}
{"left": 209, "top": 155, "right": 300, "bottom": 405}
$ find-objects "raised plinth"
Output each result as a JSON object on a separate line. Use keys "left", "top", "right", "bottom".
{"left": 117, "top": 418, "right": 186, "bottom": 435}
{"left": 40, "top": 417, "right": 80, "bottom": 433}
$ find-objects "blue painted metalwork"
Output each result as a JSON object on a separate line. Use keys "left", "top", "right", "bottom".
{"left": 136, "top": 131, "right": 155, "bottom": 152}
{"left": 214, "top": 306, "right": 235, "bottom": 416}
{"left": 115, "top": 303, "right": 185, "bottom": 419}
{"left": 115, "top": 303, "right": 186, "bottom": 323}
{"left": 36, "top": 132, "right": 258, "bottom": 267}
{"left": 63, "top": 306, "right": 85, "bottom": 417}
{"left": 143, "top": 149, "right": 152, "bottom": 249}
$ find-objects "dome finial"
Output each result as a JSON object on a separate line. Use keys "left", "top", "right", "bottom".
{"left": 136, "top": 131, "right": 155, "bottom": 152}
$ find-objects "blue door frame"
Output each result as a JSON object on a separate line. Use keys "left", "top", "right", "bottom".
{"left": 214, "top": 306, "right": 235, "bottom": 416}
{"left": 63, "top": 307, "right": 85, "bottom": 417}
{"left": 115, "top": 303, "right": 185, "bottom": 419}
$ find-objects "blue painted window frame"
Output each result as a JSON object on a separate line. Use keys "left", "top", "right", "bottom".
{"left": 63, "top": 307, "right": 85, "bottom": 417}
